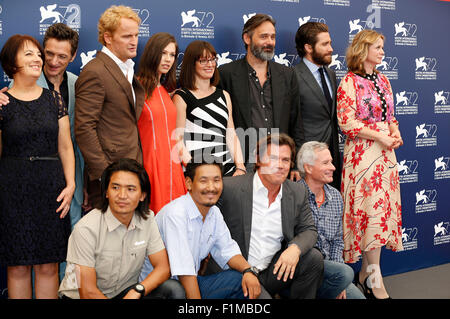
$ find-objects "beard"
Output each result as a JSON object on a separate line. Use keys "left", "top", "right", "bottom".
{"left": 311, "top": 49, "right": 332, "bottom": 66}
{"left": 250, "top": 42, "right": 275, "bottom": 61}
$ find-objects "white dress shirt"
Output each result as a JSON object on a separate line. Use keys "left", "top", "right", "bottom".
{"left": 101, "top": 46, "right": 136, "bottom": 104}
{"left": 248, "top": 172, "right": 284, "bottom": 271}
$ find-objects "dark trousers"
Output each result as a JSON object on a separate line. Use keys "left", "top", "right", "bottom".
{"left": 258, "top": 247, "right": 324, "bottom": 299}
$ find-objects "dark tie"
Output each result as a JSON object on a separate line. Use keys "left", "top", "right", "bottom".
{"left": 318, "top": 67, "right": 333, "bottom": 111}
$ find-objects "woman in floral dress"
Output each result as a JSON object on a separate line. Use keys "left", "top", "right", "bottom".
{"left": 337, "top": 30, "right": 403, "bottom": 299}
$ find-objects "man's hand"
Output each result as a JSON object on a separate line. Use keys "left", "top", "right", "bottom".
{"left": 273, "top": 244, "right": 301, "bottom": 282}
{"left": 242, "top": 273, "right": 261, "bottom": 299}
{"left": 336, "top": 290, "right": 347, "bottom": 299}
{"left": 123, "top": 289, "right": 142, "bottom": 299}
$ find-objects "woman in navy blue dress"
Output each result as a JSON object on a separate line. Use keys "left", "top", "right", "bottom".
{"left": 0, "top": 35, "right": 75, "bottom": 298}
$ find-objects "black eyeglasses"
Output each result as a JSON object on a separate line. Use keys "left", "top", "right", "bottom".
{"left": 197, "top": 57, "right": 218, "bottom": 65}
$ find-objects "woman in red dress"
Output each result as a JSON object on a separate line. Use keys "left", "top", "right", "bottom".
{"left": 137, "top": 33, "right": 186, "bottom": 214}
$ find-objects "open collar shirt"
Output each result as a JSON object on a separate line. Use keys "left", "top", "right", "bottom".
{"left": 101, "top": 46, "right": 136, "bottom": 104}
{"left": 248, "top": 172, "right": 284, "bottom": 271}
{"left": 58, "top": 207, "right": 165, "bottom": 299}
{"left": 140, "top": 193, "right": 241, "bottom": 280}
{"left": 299, "top": 179, "right": 344, "bottom": 263}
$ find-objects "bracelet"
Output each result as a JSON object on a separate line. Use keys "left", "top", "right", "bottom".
{"left": 236, "top": 167, "right": 247, "bottom": 173}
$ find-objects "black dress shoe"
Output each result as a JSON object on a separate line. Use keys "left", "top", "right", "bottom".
{"left": 363, "top": 277, "right": 391, "bottom": 299}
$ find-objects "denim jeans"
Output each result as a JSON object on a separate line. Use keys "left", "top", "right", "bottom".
{"left": 317, "top": 260, "right": 365, "bottom": 299}
{"left": 197, "top": 269, "right": 246, "bottom": 299}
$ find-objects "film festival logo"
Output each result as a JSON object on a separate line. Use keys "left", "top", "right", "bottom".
{"left": 394, "top": 21, "right": 417, "bottom": 46}
{"left": 180, "top": 9, "right": 215, "bottom": 39}
{"left": 132, "top": 8, "right": 150, "bottom": 38}
{"left": 398, "top": 159, "right": 418, "bottom": 184}
{"left": 434, "top": 90, "right": 450, "bottom": 114}
{"left": 415, "top": 123, "right": 437, "bottom": 147}
{"left": 273, "top": 53, "right": 298, "bottom": 67}
{"left": 324, "top": 0, "right": 350, "bottom": 7}
{"left": 433, "top": 222, "right": 450, "bottom": 246}
{"left": 328, "top": 54, "right": 348, "bottom": 80}
{"left": 415, "top": 57, "right": 437, "bottom": 80}
{"left": 376, "top": 56, "right": 398, "bottom": 80}
{"left": 348, "top": 5, "right": 381, "bottom": 43}
{"left": 371, "top": 0, "right": 396, "bottom": 11}
{"left": 415, "top": 188, "right": 437, "bottom": 214}
{"left": 401, "top": 226, "right": 418, "bottom": 251}
{"left": 80, "top": 50, "right": 96, "bottom": 70}
{"left": 216, "top": 52, "right": 246, "bottom": 67}
{"left": 395, "top": 90, "right": 418, "bottom": 115}
{"left": 39, "top": 3, "right": 81, "bottom": 35}
{"left": 434, "top": 156, "right": 450, "bottom": 180}
{"left": 298, "top": 16, "right": 327, "bottom": 27}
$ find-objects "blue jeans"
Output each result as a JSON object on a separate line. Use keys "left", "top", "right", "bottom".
{"left": 317, "top": 260, "right": 365, "bottom": 299}
{"left": 197, "top": 269, "right": 246, "bottom": 299}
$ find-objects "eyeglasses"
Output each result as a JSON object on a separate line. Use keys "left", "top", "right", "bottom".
{"left": 197, "top": 57, "right": 218, "bottom": 65}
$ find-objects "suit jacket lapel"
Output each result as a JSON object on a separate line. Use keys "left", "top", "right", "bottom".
{"left": 270, "top": 61, "right": 283, "bottom": 127}
{"left": 280, "top": 181, "right": 293, "bottom": 241}
{"left": 232, "top": 59, "right": 251, "bottom": 128}
{"left": 97, "top": 51, "right": 137, "bottom": 117}
{"left": 325, "top": 66, "right": 338, "bottom": 117}
{"left": 240, "top": 173, "right": 254, "bottom": 258}
{"left": 297, "top": 60, "right": 331, "bottom": 115}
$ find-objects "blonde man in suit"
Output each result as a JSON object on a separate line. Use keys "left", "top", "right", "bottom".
{"left": 75, "top": 5, "right": 145, "bottom": 209}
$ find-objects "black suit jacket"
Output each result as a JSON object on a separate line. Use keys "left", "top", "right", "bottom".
{"left": 217, "top": 173, "right": 317, "bottom": 259}
{"left": 218, "top": 58, "right": 305, "bottom": 164}
{"left": 293, "top": 60, "right": 341, "bottom": 189}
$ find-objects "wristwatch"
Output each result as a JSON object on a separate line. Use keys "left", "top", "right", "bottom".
{"left": 243, "top": 266, "right": 260, "bottom": 277}
{"left": 133, "top": 283, "right": 145, "bottom": 298}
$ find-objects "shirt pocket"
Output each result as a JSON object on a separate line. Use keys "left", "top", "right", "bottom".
{"left": 95, "top": 251, "right": 120, "bottom": 291}
{"left": 129, "top": 245, "right": 147, "bottom": 275}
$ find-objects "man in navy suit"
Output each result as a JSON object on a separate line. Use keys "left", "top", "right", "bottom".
{"left": 218, "top": 14, "right": 304, "bottom": 180}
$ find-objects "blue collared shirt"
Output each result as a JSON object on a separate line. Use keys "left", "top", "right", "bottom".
{"left": 139, "top": 193, "right": 241, "bottom": 281}
{"left": 303, "top": 57, "right": 334, "bottom": 99}
{"left": 299, "top": 180, "right": 344, "bottom": 263}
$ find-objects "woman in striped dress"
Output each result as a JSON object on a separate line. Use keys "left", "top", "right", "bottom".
{"left": 173, "top": 40, "right": 246, "bottom": 176}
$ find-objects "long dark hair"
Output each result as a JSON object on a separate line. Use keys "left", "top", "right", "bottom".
{"left": 137, "top": 32, "right": 178, "bottom": 98}
{"left": 100, "top": 158, "right": 151, "bottom": 219}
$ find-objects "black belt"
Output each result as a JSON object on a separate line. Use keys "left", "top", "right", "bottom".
{"left": 3, "top": 154, "right": 59, "bottom": 161}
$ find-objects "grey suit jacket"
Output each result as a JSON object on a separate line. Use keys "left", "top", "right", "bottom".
{"left": 75, "top": 51, "right": 145, "bottom": 180}
{"left": 293, "top": 60, "right": 341, "bottom": 188}
{"left": 218, "top": 58, "right": 304, "bottom": 163}
{"left": 217, "top": 172, "right": 317, "bottom": 260}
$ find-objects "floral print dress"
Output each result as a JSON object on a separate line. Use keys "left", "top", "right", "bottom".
{"left": 337, "top": 71, "right": 403, "bottom": 263}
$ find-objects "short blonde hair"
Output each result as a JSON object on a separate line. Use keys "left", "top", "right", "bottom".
{"left": 346, "top": 29, "right": 385, "bottom": 75}
{"left": 97, "top": 5, "right": 141, "bottom": 46}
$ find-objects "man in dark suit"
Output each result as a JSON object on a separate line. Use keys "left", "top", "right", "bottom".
{"left": 218, "top": 14, "right": 304, "bottom": 180}
{"left": 75, "top": 5, "right": 145, "bottom": 209}
{"left": 293, "top": 22, "right": 341, "bottom": 190}
{"left": 218, "top": 134, "right": 323, "bottom": 298}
